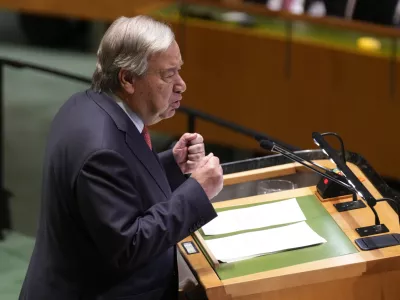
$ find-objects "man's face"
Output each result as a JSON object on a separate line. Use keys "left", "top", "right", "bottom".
{"left": 129, "top": 40, "right": 186, "bottom": 125}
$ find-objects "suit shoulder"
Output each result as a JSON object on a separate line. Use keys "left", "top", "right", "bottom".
{"left": 48, "top": 90, "right": 124, "bottom": 155}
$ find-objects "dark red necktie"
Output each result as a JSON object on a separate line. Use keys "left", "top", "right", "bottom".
{"left": 282, "top": 0, "right": 292, "bottom": 10}
{"left": 141, "top": 126, "right": 152, "bottom": 150}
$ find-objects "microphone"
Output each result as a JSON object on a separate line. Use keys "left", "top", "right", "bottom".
{"left": 255, "top": 134, "right": 300, "bottom": 152}
{"left": 311, "top": 132, "right": 400, "bottom": 237}
{"left": 258, "top": 136, "right": 391, "bottom": 237}
{"left": 259, "top": 140, "right": 355, "bottom": 193}
{"left": 312, "top": 132, "right": 376, "bottom": 208}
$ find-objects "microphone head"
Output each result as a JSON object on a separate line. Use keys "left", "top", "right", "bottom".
{"left": 259, "top": 139, "right": 275, "bottom": 151}
{"left": 254, "top": 134, "right": 266, "bottom": 142}
{"left": 312, "top": 132, "right": 322, "bottom": 147}
{"left": 312, "top": 132, "right": 320, "bottom": 139}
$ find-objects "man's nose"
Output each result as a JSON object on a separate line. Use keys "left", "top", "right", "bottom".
{"left": 174, "top": 73, "right": 186, "bottom": 94}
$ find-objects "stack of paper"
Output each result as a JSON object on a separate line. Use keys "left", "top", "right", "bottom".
{"left": 202, "top": 198, "right": 306, "bottom": 236}
{"left": 200, "top": 198, "right": 327, "bottom": 263}
{"left": 205, "top": 222, "right": 327, "bottom": 263}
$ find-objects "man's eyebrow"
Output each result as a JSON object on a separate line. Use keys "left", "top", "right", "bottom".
{"left": 163, "top": 60, "right": 184, "bottom": 72}
{"left": 175, "top": 59, "right": 184, "bottom": 68}
{"left": 167, "top": 62, "right": 184, "bottom": 70}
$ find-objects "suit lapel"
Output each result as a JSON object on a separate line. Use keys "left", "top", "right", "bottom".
{"left": 125, "top": 133, "right": 171, "bottom": 198}
{"left": 88, "top": 90, "right": 171, "bottom": 198}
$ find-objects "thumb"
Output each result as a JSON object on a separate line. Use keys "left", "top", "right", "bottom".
{"left": 197, "top": 152, "right": 213, "bottom": 169}
{"left": 186, "top": 133, "right": 198, "bottom": 144}
{"left": 179, "top": 133, "right": 197, "bottom": 146}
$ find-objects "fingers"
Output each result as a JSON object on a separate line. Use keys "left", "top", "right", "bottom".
{"left": 196, "top": 153, "right": 214, "bottom": 169}
{"left": 188, "top": 143, "right": 204, "bottom": 154}
{"left": 205, "top": 155, "right": 220, "bottom": 168}
{"left": 174, "top": 133, "right": 194, "bottom": 149}
{"left": 197, "top": 153, "right": 219, "bottom": 169}
{"left": 188, "top": 144, "right": 205, "bottom": 162}
{"left": 181, "top": 133, "right": 197, "bottom": 143}
{"left": 219, "top": 165, "right": 223, "bottom": 176}
{"left": 188, "top": 153, "right": 202, "bottom": 162}
{"left": 189, "top": 133, "right": 203, "bottom": 145}
{"left": 179, "top": 133, "right": 204, "bottom": 146}
{"left": 188, "top": 142, "right": 205, "bottom": 159}
{"left": 174, "top": 133, "right": 206, "bottom": 174}
{"left": 188, "top": 156, "right": 223, "bottom": 179}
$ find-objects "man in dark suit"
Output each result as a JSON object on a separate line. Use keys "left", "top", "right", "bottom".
{"left": 19, "top": 15, "right": 223, "bottom": 300}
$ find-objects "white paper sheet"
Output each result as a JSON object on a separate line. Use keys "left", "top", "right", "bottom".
{"left": 202, "top": 198, "right": 306, "bottom": 236}
{"left": 205, "top": 221, "right": 327, "bottom": 263}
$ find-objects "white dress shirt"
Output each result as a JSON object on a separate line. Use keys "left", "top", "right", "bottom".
{"left": 108, "top": 93, "right": 144, "bottom": 133}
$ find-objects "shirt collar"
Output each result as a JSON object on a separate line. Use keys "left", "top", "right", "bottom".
{"left": 109, "top": 92, "right": 144, "bottom": 133}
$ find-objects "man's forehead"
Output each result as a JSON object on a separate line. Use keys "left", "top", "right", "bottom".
{"left": 149, "top": 59, "right": 183, "bottom": 72}
{"left": 173, "top": 57, "right": 184, "bottom": 67}
{"left": 148, "top": 47, "right": 183, "bottom": 67}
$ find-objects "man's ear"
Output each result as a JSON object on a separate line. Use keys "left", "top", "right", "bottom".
{"left": 118, "top": 69, "right": 135, "bottom": 94}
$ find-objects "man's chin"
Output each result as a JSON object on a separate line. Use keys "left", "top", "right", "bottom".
{"left": 149, "top": 109, "right": 177, "bottom": 125}
{"left": 161, "top": 109, "right": 176, "bottom": 120}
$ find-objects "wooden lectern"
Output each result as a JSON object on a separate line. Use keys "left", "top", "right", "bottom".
{"left": 178, "top": 150, "right": 400, "bottom": 300}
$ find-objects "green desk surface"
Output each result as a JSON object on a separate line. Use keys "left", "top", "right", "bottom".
{"left": 151, "top": 4, "right": 400, "bottom": 57}
{"left": 195, "top": 195, "right": 358, "bottom": 280}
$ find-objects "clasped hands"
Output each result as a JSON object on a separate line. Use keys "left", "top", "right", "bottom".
{"left": 172, "top": 133, "right": 223, "bottom": 199}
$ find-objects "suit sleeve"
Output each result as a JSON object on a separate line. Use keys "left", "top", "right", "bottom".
{"left": 76, "top": 149, "right": 217, "bottom": 271}
{"left": 157, "top": 149, "right": 187, "bottom": 191}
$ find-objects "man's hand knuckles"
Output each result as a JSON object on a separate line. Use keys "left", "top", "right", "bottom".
{"left": 188, "top": 144, "right": 203, "bottom": 152}
{"left": 189, "top": 153, "right": 202, "bottom": 160}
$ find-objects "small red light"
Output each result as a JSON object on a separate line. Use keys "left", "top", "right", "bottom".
{"left": 324, "top": 179, "right": 329, "bottom": 184}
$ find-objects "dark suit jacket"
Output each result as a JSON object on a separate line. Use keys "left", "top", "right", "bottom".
{"left": 19, "top": 90, "right": 217, "bottom": 300}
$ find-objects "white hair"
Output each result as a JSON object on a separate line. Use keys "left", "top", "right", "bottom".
{"left": 91, "top": 15, "right": 175, "bottom": 92}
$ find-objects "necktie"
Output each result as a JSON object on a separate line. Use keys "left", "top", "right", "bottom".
{"left": 282, "top": 0, "right": 292, "bottom": 10}
{"left": 141, "top": 126, "right": 152, "bottom": 150}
